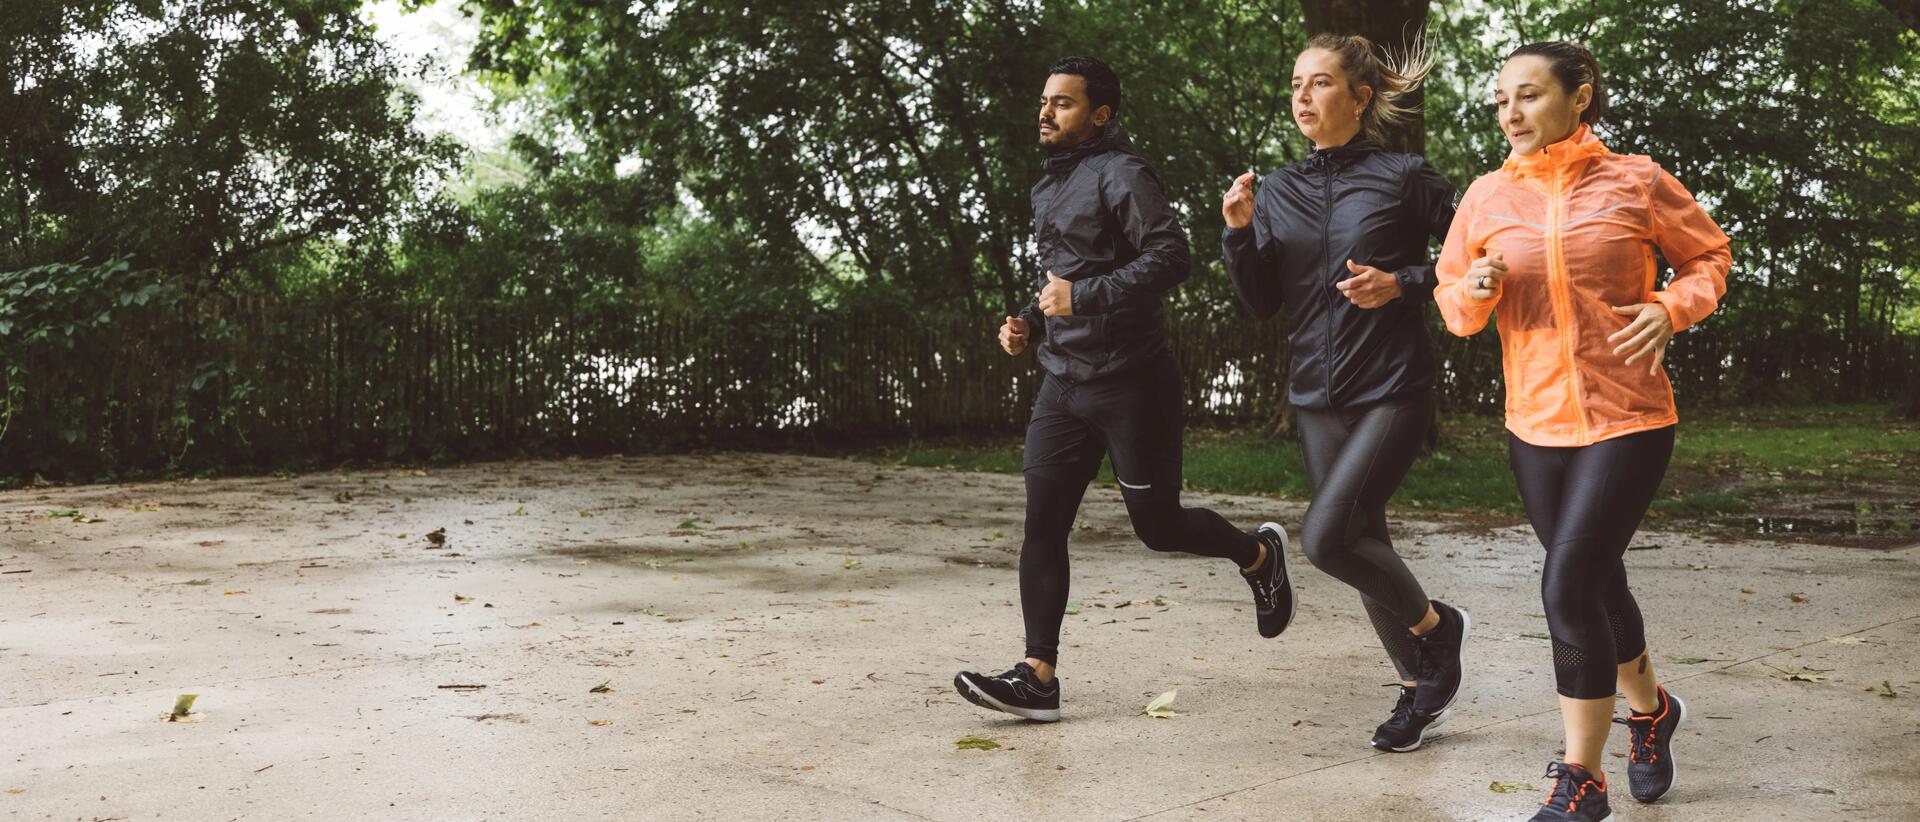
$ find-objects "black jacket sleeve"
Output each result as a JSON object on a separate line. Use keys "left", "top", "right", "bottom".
{"left": 1069, "top": 155, "right": 1190, "bottom": 314}
{"left": 1222, "top": 185, "right": 1284, "bottom": 320}
{"left": 1017, "top": 297, "right": 1046, "bottom": 342}
{"left": 1392, "top": 157, "right": 1457, "bottom": 304}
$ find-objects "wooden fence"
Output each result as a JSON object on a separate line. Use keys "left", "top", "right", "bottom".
{"left": 1, "top": 295, "right": 1912, "bottom": 480}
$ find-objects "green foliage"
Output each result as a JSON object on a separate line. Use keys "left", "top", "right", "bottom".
{"left": 3, "top": 0, "right": 1917, "bottom": 481}
{"left": 1, "top": 0, "right": 448, "bottom": 477}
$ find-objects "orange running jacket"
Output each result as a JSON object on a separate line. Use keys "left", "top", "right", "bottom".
{"left": 1435, "top": 125, "right": 1731, "bottom": 447}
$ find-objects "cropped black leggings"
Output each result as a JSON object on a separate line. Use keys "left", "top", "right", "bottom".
{"left": 1509, "top": 426, "right": 1675, "bottom": 699}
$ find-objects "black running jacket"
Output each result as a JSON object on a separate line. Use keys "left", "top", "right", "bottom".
{"left": 1222, "top": 135, "right": 1456, "bottom": 409}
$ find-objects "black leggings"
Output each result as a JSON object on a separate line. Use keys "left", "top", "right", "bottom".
{"left": 1019, "top": 352, "right": 1261, "bottom": 665}
{"left": 1509, "top": 426, "right": 1675, "bottom": 699}
{"left": 1295, "top": 395, "right": 1433, "bottom": 681}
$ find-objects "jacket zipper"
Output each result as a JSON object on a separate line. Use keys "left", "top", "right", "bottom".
{"left": 1321, "top": 161, "right": 1336, "bottom": 408}
{"left": 1544, "top": 159, "right": 1592, "bottom": 443}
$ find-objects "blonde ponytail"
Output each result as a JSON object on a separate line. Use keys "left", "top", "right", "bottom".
{"left": 1305, "top": 31, "right": 1435, "bottom": 145}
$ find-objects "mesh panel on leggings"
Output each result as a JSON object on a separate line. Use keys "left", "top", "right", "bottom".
{"left": 1552, "top": 638, "right": 1589, "bottom": 681}
{"left": 1608, "top": 608, "right": 1645, "bottom": 664}
{"left": 1364, "top": 598, "right": 1418, "bottom": 681}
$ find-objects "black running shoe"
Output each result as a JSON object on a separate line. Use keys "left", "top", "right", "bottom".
{"left": 1246, "top": 522, "right": 1295, "bottom": 638}
{"left": 1617, "top": 685, "right": 1686, "bottom": 803}
{"left": 953, "top": 662, "right": 1060, "bottom": 722}
{"left": 1529, "top": 762, "right": 1612, "bottom": 821}
{"left": 1370, "top": 683, "right": 1447, "bottom": 752}
{"left": 1410, "top": 599, "right": 1470, "bottom": 720}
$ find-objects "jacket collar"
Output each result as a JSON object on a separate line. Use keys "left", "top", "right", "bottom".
{"left": 1304, "top": 131, "right": 1382, "bottom": 171}
{"left": 1502, "top": 123, "right": 1610, "bottom": 182}
{"left": 1043, "top": 119, "right": 1136, "bottom": 175}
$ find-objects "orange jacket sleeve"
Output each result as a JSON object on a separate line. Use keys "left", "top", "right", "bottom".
{"left": 1647, "top": 167, "right": 1731, "bottom": 333}
{"left": 1435, "top": 182, "right": 1498, "bottom": 336}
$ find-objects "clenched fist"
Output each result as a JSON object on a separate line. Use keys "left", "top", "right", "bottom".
{"left": 1039, "top": 272, "right": 1073, "bottom": 317}
{"left": 999, "top": 315, "right": 1029, "bottom": 356}
{"left": 1465, "top": 251, "right": 1507, "bottom": 301}
{"left": 1222, "top": 169, "right": 1257, "bottom": 229}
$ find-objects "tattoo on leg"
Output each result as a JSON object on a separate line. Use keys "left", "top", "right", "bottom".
{"left": 1637, "top": 653, "right": 1648, "bottom": 674}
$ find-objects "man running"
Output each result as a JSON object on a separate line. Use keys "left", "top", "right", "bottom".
{"left": 953, "top": 56, "right": 1292, "bottom": 723}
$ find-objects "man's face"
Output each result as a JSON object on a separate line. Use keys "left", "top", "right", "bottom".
{"left": 1038, "top": 73, "right": 1108, "bottom": 148}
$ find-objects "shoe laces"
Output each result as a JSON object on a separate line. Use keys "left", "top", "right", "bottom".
{"left": 1383, "top": 683, "right": 1416, "bottom": 725}
{"left": 1613, "top": 713, "right": 1659, "bottom": 764}
{"left": 1412, "top": 629, "right": 1446, "bottom": 680}
{"left": 1245, "top": 545, "right": 1280, "bottom": 606}
{"left": 1541, "top": 762, "right": 1603, "bottom": 811}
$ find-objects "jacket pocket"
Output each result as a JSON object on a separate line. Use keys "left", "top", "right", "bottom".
{"left": 1045, "top": 314, "right": 1111, "bottom": 370}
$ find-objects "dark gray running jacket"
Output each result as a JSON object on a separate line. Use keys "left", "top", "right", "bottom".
{"left": 1018, "top": 121, "right": 1190, "bottom": 383}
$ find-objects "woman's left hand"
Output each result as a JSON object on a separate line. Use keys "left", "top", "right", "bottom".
{"left": 1608, "top": 303, "right": 1674, "bottom": 375}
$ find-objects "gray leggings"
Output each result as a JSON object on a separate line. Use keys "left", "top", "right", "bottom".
{"left": 1295, "top": 394, "right": 1434, "bottom": 680}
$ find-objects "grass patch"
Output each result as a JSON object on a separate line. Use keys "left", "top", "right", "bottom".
{"left": 848, "top": 404, "right": 1920, "bottom": 518}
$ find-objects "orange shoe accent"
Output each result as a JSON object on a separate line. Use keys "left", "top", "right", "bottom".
{"left": 1436, "top": 125, "right": 1731, "bottom": 447}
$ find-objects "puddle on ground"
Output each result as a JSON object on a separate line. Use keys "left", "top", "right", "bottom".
{"left": 941, "top": 554, "right": 1016, "bottom": 570}
{"left": 1696, "top": 499, "right": 1916, "bottom": 548}
{"left": 550, "top": 542, "right": 759, "bottom": 565}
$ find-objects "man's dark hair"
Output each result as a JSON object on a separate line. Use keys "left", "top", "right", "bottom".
{"left": 1048, "top": 56, "right": 1122, "bottom": 117}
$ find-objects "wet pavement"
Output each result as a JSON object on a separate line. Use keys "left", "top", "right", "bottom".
{"left": 3, "top": 454, "right": 1916, "bottom": 820}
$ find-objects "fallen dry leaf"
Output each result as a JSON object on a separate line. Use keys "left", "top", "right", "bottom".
{"left": 1142, "top": 687, "right": 1180, "bottom": 718}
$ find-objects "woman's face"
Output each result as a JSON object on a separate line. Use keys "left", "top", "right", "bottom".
{"left": 1292, "top": 48, "right": 1368, "bottom": 148}
{"left": 1495, "top": 55, "right": 1590, "bottom": 156}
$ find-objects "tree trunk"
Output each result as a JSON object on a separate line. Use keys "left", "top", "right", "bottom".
{"left": 1298, "top": 0, "right": 1432, "bottom": 155}
{"left": 1878, "top": 0, "right": 1920, "bottom": 34}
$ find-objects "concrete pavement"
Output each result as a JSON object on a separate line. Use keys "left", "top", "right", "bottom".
{"left": 3, "top": 454, "right": 1915, "bottom": 820}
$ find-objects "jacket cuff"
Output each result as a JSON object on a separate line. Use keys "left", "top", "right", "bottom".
{"left": 1652, "top": 291, "right": 1693, "bottom": 333}
{"left": 1395, "top": 265, "right": 1437, "bottom": 303}
{"left": 1068, "top": 278, "right": 1095, "bottom": 315}
{"left": 1222, "top": 225, "right": 1255, "bottom": 246}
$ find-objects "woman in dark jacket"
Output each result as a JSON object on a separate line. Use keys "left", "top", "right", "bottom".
{"left": 1220, "top": 33, "right": 1465, "bottom": 753}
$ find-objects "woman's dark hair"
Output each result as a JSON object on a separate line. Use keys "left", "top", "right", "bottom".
{"left": 1509, "top": 41, "right": 1606, "bottom": 125}
{"left": 1048, "top": 56, "right": 1122, "bottom": 117}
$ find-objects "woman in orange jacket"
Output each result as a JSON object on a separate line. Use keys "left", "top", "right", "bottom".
{"left": 1435, "top": 42, "right": 1730, "bottom": 822}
